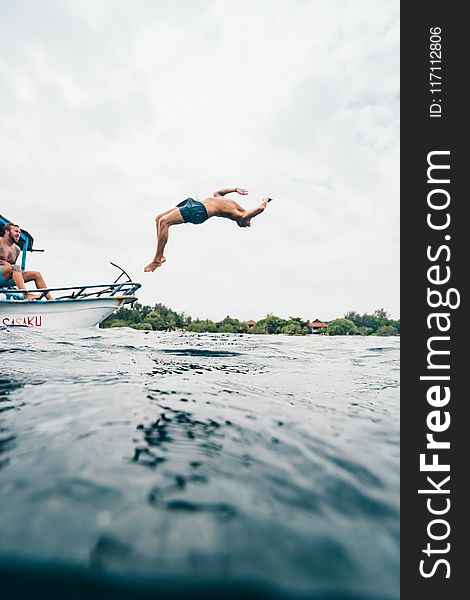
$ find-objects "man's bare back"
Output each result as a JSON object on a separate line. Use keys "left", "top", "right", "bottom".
{"left": 144, "top": 187, "right": 272, "bottom": 271}
{"left": 202, "top": 197, "right": 246, "bottom": 220}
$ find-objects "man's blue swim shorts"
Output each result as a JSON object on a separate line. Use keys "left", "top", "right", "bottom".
{"left": 0, "top": 265, "right": 15, "bottom": 288}
{"left": 176, "top": 198, "right": 209, "bottom": 225}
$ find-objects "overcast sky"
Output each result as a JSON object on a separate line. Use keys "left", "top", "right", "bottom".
{"left": 1, "top": 0, "right": 399, "bottom": 321}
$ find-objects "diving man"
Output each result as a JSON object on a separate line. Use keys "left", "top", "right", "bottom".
{"left": 144, "top": 188, "right": 272, "bottom": 271}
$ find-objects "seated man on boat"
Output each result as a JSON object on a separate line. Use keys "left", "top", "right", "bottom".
{"left": 0, "top": 222, "right": 53, "bottom": 300}
{"left": 144, "top": 187, "right": 272, "bottom": 271}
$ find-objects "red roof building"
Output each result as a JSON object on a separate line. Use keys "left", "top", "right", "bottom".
{"left": 308, "top": 318, "right": 328, "bottom": 333}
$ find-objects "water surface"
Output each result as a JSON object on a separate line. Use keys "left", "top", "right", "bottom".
{"left": 0, "top": 329, "right": 399, "bottom": 599}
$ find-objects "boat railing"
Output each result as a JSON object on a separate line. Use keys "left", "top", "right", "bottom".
{"left": 0, "top": 282, "right": 141, "bottom": 302}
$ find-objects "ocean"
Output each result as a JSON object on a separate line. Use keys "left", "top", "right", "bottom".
{"left": 0, "top": 329, "right": 399, "bottom": 599}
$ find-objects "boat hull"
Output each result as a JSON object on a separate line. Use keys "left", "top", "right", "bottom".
{"left": 0, "top": 297, "right": 126, "bottom": 329}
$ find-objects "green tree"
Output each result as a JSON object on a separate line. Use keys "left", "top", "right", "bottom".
{"left": 146, "top": 311, "right": 167, "bottom": 330}
{"left": 132, "top": 322, "right": 154, "bottom": 330}
{"left": 238, "top": 321, "right": 249, "bottom": 333}
{"left": 343, "top": 309, "right": 396, "bottom": 333}
{"left": 252, "top": 314, "right": 289, "bottom": 334}
{"left": 344, "top": 311, "right": 361, "bottom": 325}
{"left": 386, "top": 319, "right": 400, "bottom": 334}
{"left": 217, "top": 316, "right": 241, "bottom": 333}
{"left": 148, "top": 303, "right": 186, "bottom": 330}
{"left": 109, "top": 319, "right": 130, "bottom": 328}
{"left": 374, "top": 308, "right": 389, "bottom": 320}
{"left": 356, "top": 326, "right": 374, "bottom": 336}
{"left": 325, "top": 318, "right": 358, "bottom": 336}
{"left": 281, "top": 317, "right": 309, "bottom": 335}
{"left": 375, "top": 325, "right": 399, "bottom": 336}
{"left": 101, "top": 306, "right": 140, "bottom": 328}
{"left": 186, "top": 319, "right": 218, "bottom": 333}
{"left": 126, "top": 302, "right": 146, "bottom": 324}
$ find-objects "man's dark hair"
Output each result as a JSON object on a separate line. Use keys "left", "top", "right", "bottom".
{"left": 2, "top": 222, "right": 19, "bottom": 236}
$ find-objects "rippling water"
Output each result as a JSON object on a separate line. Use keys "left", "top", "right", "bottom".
{"left": 0, "top": 329, "right": 399, "bottom": 599}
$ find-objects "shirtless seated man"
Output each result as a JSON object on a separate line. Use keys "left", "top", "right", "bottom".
{"left": 144, "top": 187, "right": 272, "bottom": 271}
{"left": 0, "top": 222, "right": 53, "bottom": 300}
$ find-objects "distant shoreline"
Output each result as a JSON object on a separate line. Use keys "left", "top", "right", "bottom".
{"left": 101, "top": 304, "right": 400, "bottom": 337}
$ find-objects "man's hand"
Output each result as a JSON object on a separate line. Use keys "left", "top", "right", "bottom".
{"left": 235, "top": 187, "right": 248, "bottom": 195}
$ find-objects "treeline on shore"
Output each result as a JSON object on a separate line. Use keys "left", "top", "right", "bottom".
{"left": 100, "top": 304, "right": 400, "bottom": 336}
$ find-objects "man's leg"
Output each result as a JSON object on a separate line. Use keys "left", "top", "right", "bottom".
{"left": 0, "top": 265, "right": 13, "bottom": 286}
{"left": 22, "top": 271, "right": 54, "bottom": 299}
{"left": 144, "top": 209, "right": 184, "bottom": 272}
{"left": 4, "top": 267, "right": 40, "bottom": 300}
{"left": 156, "top": 207, "right": 178, "bottom": 237}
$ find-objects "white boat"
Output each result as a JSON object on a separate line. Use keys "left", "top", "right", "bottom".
{"left": 1, "top": 214, "right": 141, "bottom": 329}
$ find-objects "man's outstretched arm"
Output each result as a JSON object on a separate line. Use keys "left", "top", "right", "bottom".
{"left": 240, "top": 198, "right": 272, "bottom": 221}
{"left": 213, "top": 187, "right": 248, "bottom": 197}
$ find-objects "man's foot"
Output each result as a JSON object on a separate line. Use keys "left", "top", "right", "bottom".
{"left": 144, "top": 257, "right": 166, "bottom": 272}
{"left": 262, "top": 197, "right": 272, "bottom": 203}
{"left": 24, "top": 292, "right": 41, "bottom": 300}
